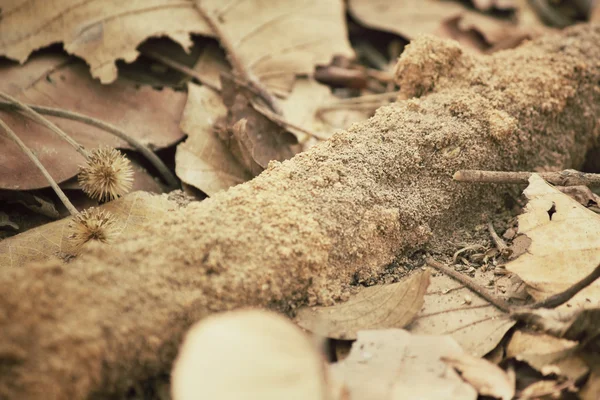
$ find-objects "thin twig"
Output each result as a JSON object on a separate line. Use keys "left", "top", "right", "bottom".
{"left": 315, "top": 91, "right": 399, "bottom": 122}
{"left": 425, "top": 256, "right": 511, "bottom": 313}
{"left": 0, "top": 101, "right": 179, "bottom": 189}
{"left": 0, "top": 91, "right": 89, "bottom": 159}
{"left": 454, "top": 169, "right": 600, "bottom": 187}
{"left": 488, "top": 222, "right": 512, "bottom": 257}
{"left": 141, "top": 50, "right": 221, "bottom": 92}
{"left": 526, "top": 263, "right": 600, "bottom": 310}
{"left": 0, "top": 117, "right": 79, "bottom": 216}
{"left": 251, "top": 101, "right": 329, "bottom": 141}
{"left": 193, "top": 0, "right": 283, "bottom": 115}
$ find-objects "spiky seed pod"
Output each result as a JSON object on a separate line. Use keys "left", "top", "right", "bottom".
{"left": 68, "top": 208, "right": 119, "bottom": 250}
{"left": 78, "top": 147, "right": 134, "bottom": 201}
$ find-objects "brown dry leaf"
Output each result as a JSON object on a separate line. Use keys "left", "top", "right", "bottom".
{"left": 329, "top": 329, "right": 477, "bottom": 400}
{"left": 349, "top": 0, "right": 532, "bottom": 53}
{"left": 200, "top": 0, "right": 354, "bottom": 97}
{"left": 407, "top": 269, "right": 516, "bottom": 357}
{"left": 0, "top": 212, "right": 19, "bottom": 231}
{"left": 221, "top": 74, "right": 299, "bottom": 172}
{"left": 191, "top": 42, "right": 231, "bottom": 91}
{"left": 295, "top": 269, "right": 430, "bottom": 340}
{"left": 0, "top": 191, "right": 177, "bottom": 268}
{"left": 506, "top": 174, "right": 600, "bottom": 305}
{"left": 511, "top": 308, "right": 600, "bottom": 344}
{"left": 171, "top": 309, "right": 327, "bottom": 400}
{"left": 0, "top": 0, "right": 212, "bottom": 83}
{"left": 506, "top": 331, "right": 588, "bottom": 381}
{"left": 520, "top": 379, "right": 575, "bottom": 399}
{"left": 280, "top": 79, "right": 372, "bottom": 143}
{"left": 471, "top": 0, "right": 516, "bottom": 11}
{"left": 581, "top": 354, "right": 600, "bottom": 400}
{"left": 442, "top": 352, "right": 515, "bottom": 400}
{"left": 176, "top": 83, "right": 251, "bottom": 196}
{"left": 556, "top": 185, "right": 600, "bottom": 207}
{"left": 0, "top": 53, "right": 186, "bottom": 190}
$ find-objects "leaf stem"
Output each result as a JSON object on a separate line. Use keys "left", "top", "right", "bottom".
{"left": 0, "top": 101, "right": 179, "bottom": 189}
{"left": 0, "top": 116, "right": 79, "bottom": 216}
{"left": 0, "top": 91, "right": 89, "bottom": 159}
{"left": 193, "top": 0, "right": 283, "bottom": 115}
{"left": 425, "top": 256, "right": 511, "bottom": 313}
{"left": 454, "top": 169, "right": 600, "bottom": 187}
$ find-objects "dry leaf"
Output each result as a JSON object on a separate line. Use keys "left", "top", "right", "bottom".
{"left": 581, "top": 354, "right": 600, "bottom": 400}
{"left": 192, "top": 42, "right": 231, "bottom": 91}
{"left": 349, "top": 0, "right": 467, "bottom": 40}
{"left": 0, "top": 53, "right": 186, "bottom": 190}
{"left": 471, "top": 0, "right": 516, "bottom": 11}
{"left": 221, "top": 74, "right": 299, "bottom": 172}
{"left": 0, "top": 191, "right": 177, "bottom": 268}
{"left": 349, "top": 0, "right": 531, "bottom": 53}
{"left": 329, "top": 329, "right": 477, "bottom": 400}
{"left": 176, "top": 83, "right": 251, "bottom": 196}
{"left": 511, "top": 308, "right": 600, "bottom": 344}
{"left": 556, "top": 185, "right": 600, "bottom": 207}
{"left": 171, "top": 309, "right": 327, "bottom": 400}
{"left": 0, "top": 0, "right": 212, "bottom": 83}
{"left": 442, "top": 352, "right": 515, "bottom": 400}
{"left": 520, "top": 379, "right": 575, "bottom": 399}
{"left": 200, "top": 0, "right": 354, "bottom": 96}
{"left": 281, "top": 79, "right": 371, "bottom": 143}
{"left": 295, "top": 269, "right": 430, "bottom": 340}
{"left": 506, "top": 330, "right": 588, "bottom": 381}
{"left": 0, "top": 212, "right": 18, "bottom": 231}
{"left": 407, "top": 269, "right": 516, "bottom": 357}
{"left": 506, "top": 174, "right": 600, "bottom": 305}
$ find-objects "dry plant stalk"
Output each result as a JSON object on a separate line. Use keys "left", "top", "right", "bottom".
{"left": 454, "top": 169, "right": 600, "bottom": 187}
{"left": 1, "top": 24, "right": 600, "bottom": 399}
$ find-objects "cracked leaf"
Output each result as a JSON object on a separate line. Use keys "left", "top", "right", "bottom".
{"left": 295, "top": 269, "right": 430, "bottom": 340}
{"left": 200, "top": 0, "right": 354, "bottom": 96}
{"left": 407, "top": 270, "right": 515, "bottom": 357}
{"left": 329, "top": 329, "right": 477, "bottom": 400}
{"left": 0, "top": 192, "right": 177, "bottom": 268}
{"left": 176, "top": 83, "right": 251, "bottom": 196}
{"left": 0, "top": 0, "right": 212, "bottom": 83}
{"left": 0, "top": 53, "right": 186, "bottom": 190}
{"left": 506, "top": 174, "right": 600, "bottom": 306}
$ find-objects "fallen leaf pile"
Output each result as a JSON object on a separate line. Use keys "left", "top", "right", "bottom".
{"left": 2, "top": 0, "right": 600, "bottom": 399}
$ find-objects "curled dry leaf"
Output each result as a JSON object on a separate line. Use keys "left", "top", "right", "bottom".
{"left": 295, "top": 269, "right": 430, "bottom": 340}
{"left": 280, "top": 78, "right": 372, "bottom": 144}
{"left": 0, "top": 53, "right": 186, "bottom": 190}
{"left": 176, "top": 83, "right": 251, "bottom": 196}
{"left": 506, "top": 330, "right": 588, "bottom": 381}
{"left": 442, "top": 352, "right": 515, "bottom": 400}
{"left": 349, "top": 0, "right": 532, "bottom": 53}
{"left": 200, "top": 0, "right": 354, "bottom": 97}
{"left": 407, "top": 269, "right": 515, "bottom": 357}
{"left": 0, "top": 0, "right": 212, "bottom": 83}
{"left": 220, "top": 74, "right": 299, "bottom": 172}
{"left": 191, "top": 42, "right": 231, "bottom": 91}
{"left": 0, "top": 191, "right": 177, "bottom": 267}
{"left": 506, "top": 174, "right": 600, "bottom": 306}
{"left": 171, "top": 309, "right": 327, "bottom": 400}
{"left": 329, "top": 329, "right": 477, "bottom": 400}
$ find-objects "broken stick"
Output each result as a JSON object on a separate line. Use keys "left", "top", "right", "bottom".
{"left": 454, "top": 169, "right": 600, "bottom": 187}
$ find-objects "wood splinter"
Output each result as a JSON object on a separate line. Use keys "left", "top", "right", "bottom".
{"left": 454, "top": 169, "right": 600, "bottom": 187}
